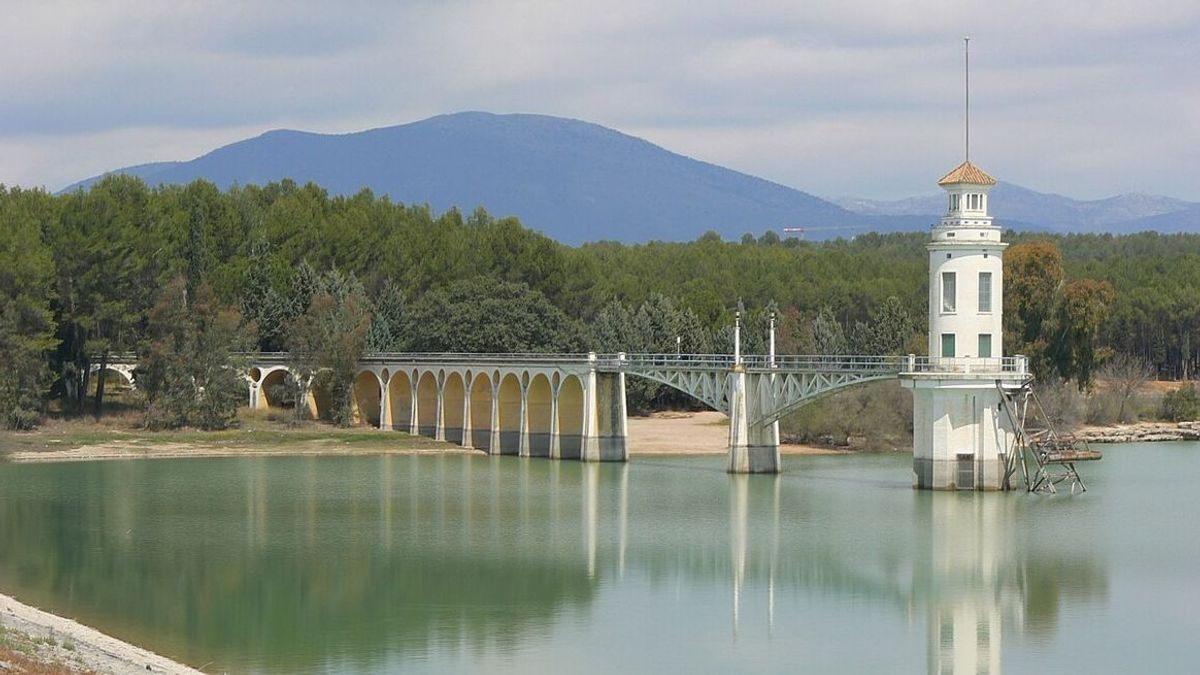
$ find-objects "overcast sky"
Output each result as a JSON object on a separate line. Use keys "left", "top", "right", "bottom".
{"left": 2, "top": 0, "right": 1197, "bottom": 200}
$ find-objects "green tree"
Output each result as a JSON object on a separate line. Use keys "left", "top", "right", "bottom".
{"left": 850, "top": 296, "right": 914, "bottom": 355}
{"left": 286, "top": 272, "right": 373, "bottom": 426}
{"left": 1005, "top": 240, "right": 1063, "bottom": 371}
{"left": 51, "top": 175, "right": 164, "bottom": 418}
{"left": 812, "top": 307, "right": 848, "bottom": 355}
{"left": 366, "top": 279, "right": 407, "bottom": 352}
{"left": 1050, "top": 278, "right": 1114, "bottom": 389}
{"left": 135, "top": 277, "right": 250, "bottom": 429}
{"left": 403, "top": 278, "right": 583, "bottom": 353}
{"left": 1006, "top": 239, "right": 1113, "bottom": 388}
{"left": 0, "top": 186, "right": 59, "bottom": 429}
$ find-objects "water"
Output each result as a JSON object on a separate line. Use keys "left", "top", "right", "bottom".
{"left": 0, "top": 444, "right": 1197, "bottom": 673}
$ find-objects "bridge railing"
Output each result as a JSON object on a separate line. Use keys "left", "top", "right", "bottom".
{"left": 105, "top": 351, "right": 1028, "bottom": 377}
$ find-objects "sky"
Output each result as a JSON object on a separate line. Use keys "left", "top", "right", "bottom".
{"left": 2, "top": 0, "right": 1197, "bottom": 201}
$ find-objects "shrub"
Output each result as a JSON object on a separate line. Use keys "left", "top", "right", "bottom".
{"left": 781, "top": 381, "right": 912, "bottom": 450}
{"left": 1160, "top": 384, "right": 1199, "bottom": 422}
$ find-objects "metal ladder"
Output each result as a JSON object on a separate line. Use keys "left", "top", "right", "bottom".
{"left": 997, "top": 380, "right": 1100, "bottom": 494}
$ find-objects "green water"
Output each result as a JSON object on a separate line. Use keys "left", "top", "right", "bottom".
{"left": 0, "top": 445, "right": 1197, "bottom": 673}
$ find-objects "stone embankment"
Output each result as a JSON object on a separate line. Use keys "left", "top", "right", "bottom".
{"left": 1078, "top": 422, "right": 1200, "bottom": 444}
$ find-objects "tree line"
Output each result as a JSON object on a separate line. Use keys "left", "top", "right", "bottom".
{"left": 1, "top": 175, "right": 1194, "bottom": 429}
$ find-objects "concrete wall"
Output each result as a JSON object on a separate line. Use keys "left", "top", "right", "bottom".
{"left": 909, "top": 381, "right": 1014, "bottom": 490}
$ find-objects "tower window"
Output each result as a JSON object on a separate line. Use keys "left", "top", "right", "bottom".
{"left": 942, "top": 333, "right": 956, "bottom": 358}
{"left": 942, "top": 272, "right": 957, "bottom": 313}
{"left": 950, "top": 194, "right": 960, "bottom": 211}
{"left": 978, "top": 271, "right": 992, "bottom": 312}
{"left": 978, "top": 333, "right": 992, "bottom": 358}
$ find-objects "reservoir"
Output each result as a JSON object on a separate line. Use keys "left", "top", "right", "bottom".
{"left": 1, "top": 443, "right": 1197, "bottom": 673}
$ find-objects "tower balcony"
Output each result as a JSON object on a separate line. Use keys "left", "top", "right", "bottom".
{"left": 900, "top": 355, "right": 1029, "bottom": 381}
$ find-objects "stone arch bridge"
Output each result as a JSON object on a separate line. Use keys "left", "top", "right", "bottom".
{"left": 100, "top": 352, "right": 1026, "bottom": 473}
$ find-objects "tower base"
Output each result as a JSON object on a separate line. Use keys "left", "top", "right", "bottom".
{"left": 902, "top": 374, "right": 1022, "bottom": 491}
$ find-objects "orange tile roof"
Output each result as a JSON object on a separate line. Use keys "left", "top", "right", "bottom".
{"left": 937, "top": 160, "right": 997, "bottom": 186}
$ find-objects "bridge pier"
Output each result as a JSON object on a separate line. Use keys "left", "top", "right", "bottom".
{"left": 518, "top": 391, "right": 531, "bottom": 457}
{"left": 727, "top": 369, "right": 781, "bottom": 474}
{"left": 582, "top": 356, "right": 628, "bottom": 462}
{"left": 460, "top": 392, "right": 472, "bottom": 448}
{"left": 378, "top": 378, "right": 390, "bottom": 430}
{"left": 548, "top": 394, "right": 561, "bottom": 459}
{"left": 488, "top": 382, "right": 502, "bottom": 455}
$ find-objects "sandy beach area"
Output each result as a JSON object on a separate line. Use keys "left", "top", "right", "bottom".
{"left": 626, "top": 410, "right": 847, "bottom": 455}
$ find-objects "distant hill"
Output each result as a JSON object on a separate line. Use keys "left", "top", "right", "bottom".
{"left": 63, "top": 112, "right": 890, "bottom": 244}
{"left": 63, "top": 111, "right": 1199, "bottom": 242}
{"left": 834, "top": 184, "right": 1200, "bottom": 234}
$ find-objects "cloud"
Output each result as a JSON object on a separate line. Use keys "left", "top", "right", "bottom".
{"left": 1, "top": 0, "right": 1197, "bottom": 199}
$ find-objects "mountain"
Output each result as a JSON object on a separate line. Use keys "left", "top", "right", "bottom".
{"left": 64, "top": 111, "right": 1199, "bottom": 241}
{"left": 64, "top": 112, "right": 890, "bottom": 244}
{"left": 834, "top": 184, "right": 1200, "bottom": 234}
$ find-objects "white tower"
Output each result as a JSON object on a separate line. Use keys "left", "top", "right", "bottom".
{"left": 900, "top": 39, "right": 1027, "bottom": 490}
{"left": 928, "top": 160, "right": 1005, "bottom": 361}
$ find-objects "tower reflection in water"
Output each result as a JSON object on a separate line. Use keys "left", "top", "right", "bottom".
{"left": 722, "top": 477, "right": 1106, "bottom": 674}
{"left": 919, "top": 495, "right": 1015, "bottom": 675}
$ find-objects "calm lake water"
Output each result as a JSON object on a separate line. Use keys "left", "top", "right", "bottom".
{"left": 0, "top": 444, "right": 1197, "bottom": 674}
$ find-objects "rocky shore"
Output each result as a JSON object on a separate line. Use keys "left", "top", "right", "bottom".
{"left": 1077, "top": 421, "right": 1200, "bottom": 444}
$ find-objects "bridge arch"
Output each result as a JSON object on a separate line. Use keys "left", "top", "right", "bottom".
{"left": 470, "top": 373, "right": 493, "bottom": 451}
{"left": 527, "top": 374, "right": 553, "bottom": 457}
{"left": 387, "top": 371, "right": 413, "bottom": 432}
{"left": 620, "top": 370, "right": 728, "bottom": 414}
{"left": 443, "top": 372, "right": 466, "bottom": 444}
{"left": 754, "top": 372, "right": 900, "bottom": 425}
{"left": 351, "top": 371, "right": 383, "bottom": 427}
{"left": 497, "top": 373, "right": 522, "bottom": 455}
{"left": 88, "top": 366, "right": 135, "bottom": 395}
{"left": 259, "top": 368, "right": 293, "bottom": 410}
{"left": 557, "top": 375, "right": 585, "bottom": 459}
{"left": 617, "top": 367, "right": 903, "bottom": 428}
{"left": 416, "top": 371, "right": 439, "bottom": 437}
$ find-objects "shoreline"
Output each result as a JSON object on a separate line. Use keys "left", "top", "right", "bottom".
{"left": 0, "top": 591, "right": 202, "bottom": 674}
{"left": 1076, "top": 421, "right": 1200, "bottom": 444}
{"left": 2, "top": 411, "right": 848, "bottom": 464}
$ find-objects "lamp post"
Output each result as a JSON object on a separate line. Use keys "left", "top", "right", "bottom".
{"left": 734, "top": 311, "right": 742, "bottom": 367}
{"left": 769, "top": 311, "right": 776, "bottom": 368}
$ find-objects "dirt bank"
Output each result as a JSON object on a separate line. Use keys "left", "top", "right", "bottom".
{"left": 0, "top": 593, "right": 201, "bottom": 674}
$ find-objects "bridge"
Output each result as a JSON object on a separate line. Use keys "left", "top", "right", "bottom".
{"left": 97, "top": 352, "right": 1027, "bottom": 473}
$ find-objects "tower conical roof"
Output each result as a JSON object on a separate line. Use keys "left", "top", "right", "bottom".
{"left": 937, "top": 160, "right": 996, "bottom": 186}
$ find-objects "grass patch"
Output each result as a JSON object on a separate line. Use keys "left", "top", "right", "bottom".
{"left": 1, "top": 409, "right": 452, "bottom": 457}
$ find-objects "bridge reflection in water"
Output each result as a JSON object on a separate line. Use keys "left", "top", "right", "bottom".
{"left": 0, "top": 454, "right": 1110, "bottom": 672}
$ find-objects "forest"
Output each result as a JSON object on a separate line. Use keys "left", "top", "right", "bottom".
{"left": 1, "top": 175, "right": 1198, "bottom": 431}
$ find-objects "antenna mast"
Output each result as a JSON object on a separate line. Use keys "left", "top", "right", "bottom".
{"left": 964, "top": 36, "right": 970, "bottom": 162}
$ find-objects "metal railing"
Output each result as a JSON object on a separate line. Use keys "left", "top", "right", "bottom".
{"left": 104, "top": 351, "right": 1029, "bottom": 377}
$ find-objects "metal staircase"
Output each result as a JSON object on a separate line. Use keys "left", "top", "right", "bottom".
{"left": 998, "top": 380, "right": 1102, "bottom": 494}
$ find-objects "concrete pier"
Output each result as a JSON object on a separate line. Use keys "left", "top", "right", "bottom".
{"left": 727, "top": 369, "right": 781, "bottom": 473}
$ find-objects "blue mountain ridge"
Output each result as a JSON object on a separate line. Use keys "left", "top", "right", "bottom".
{"left": 62, "top": 112, "right": 1198, "bottom": 243}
